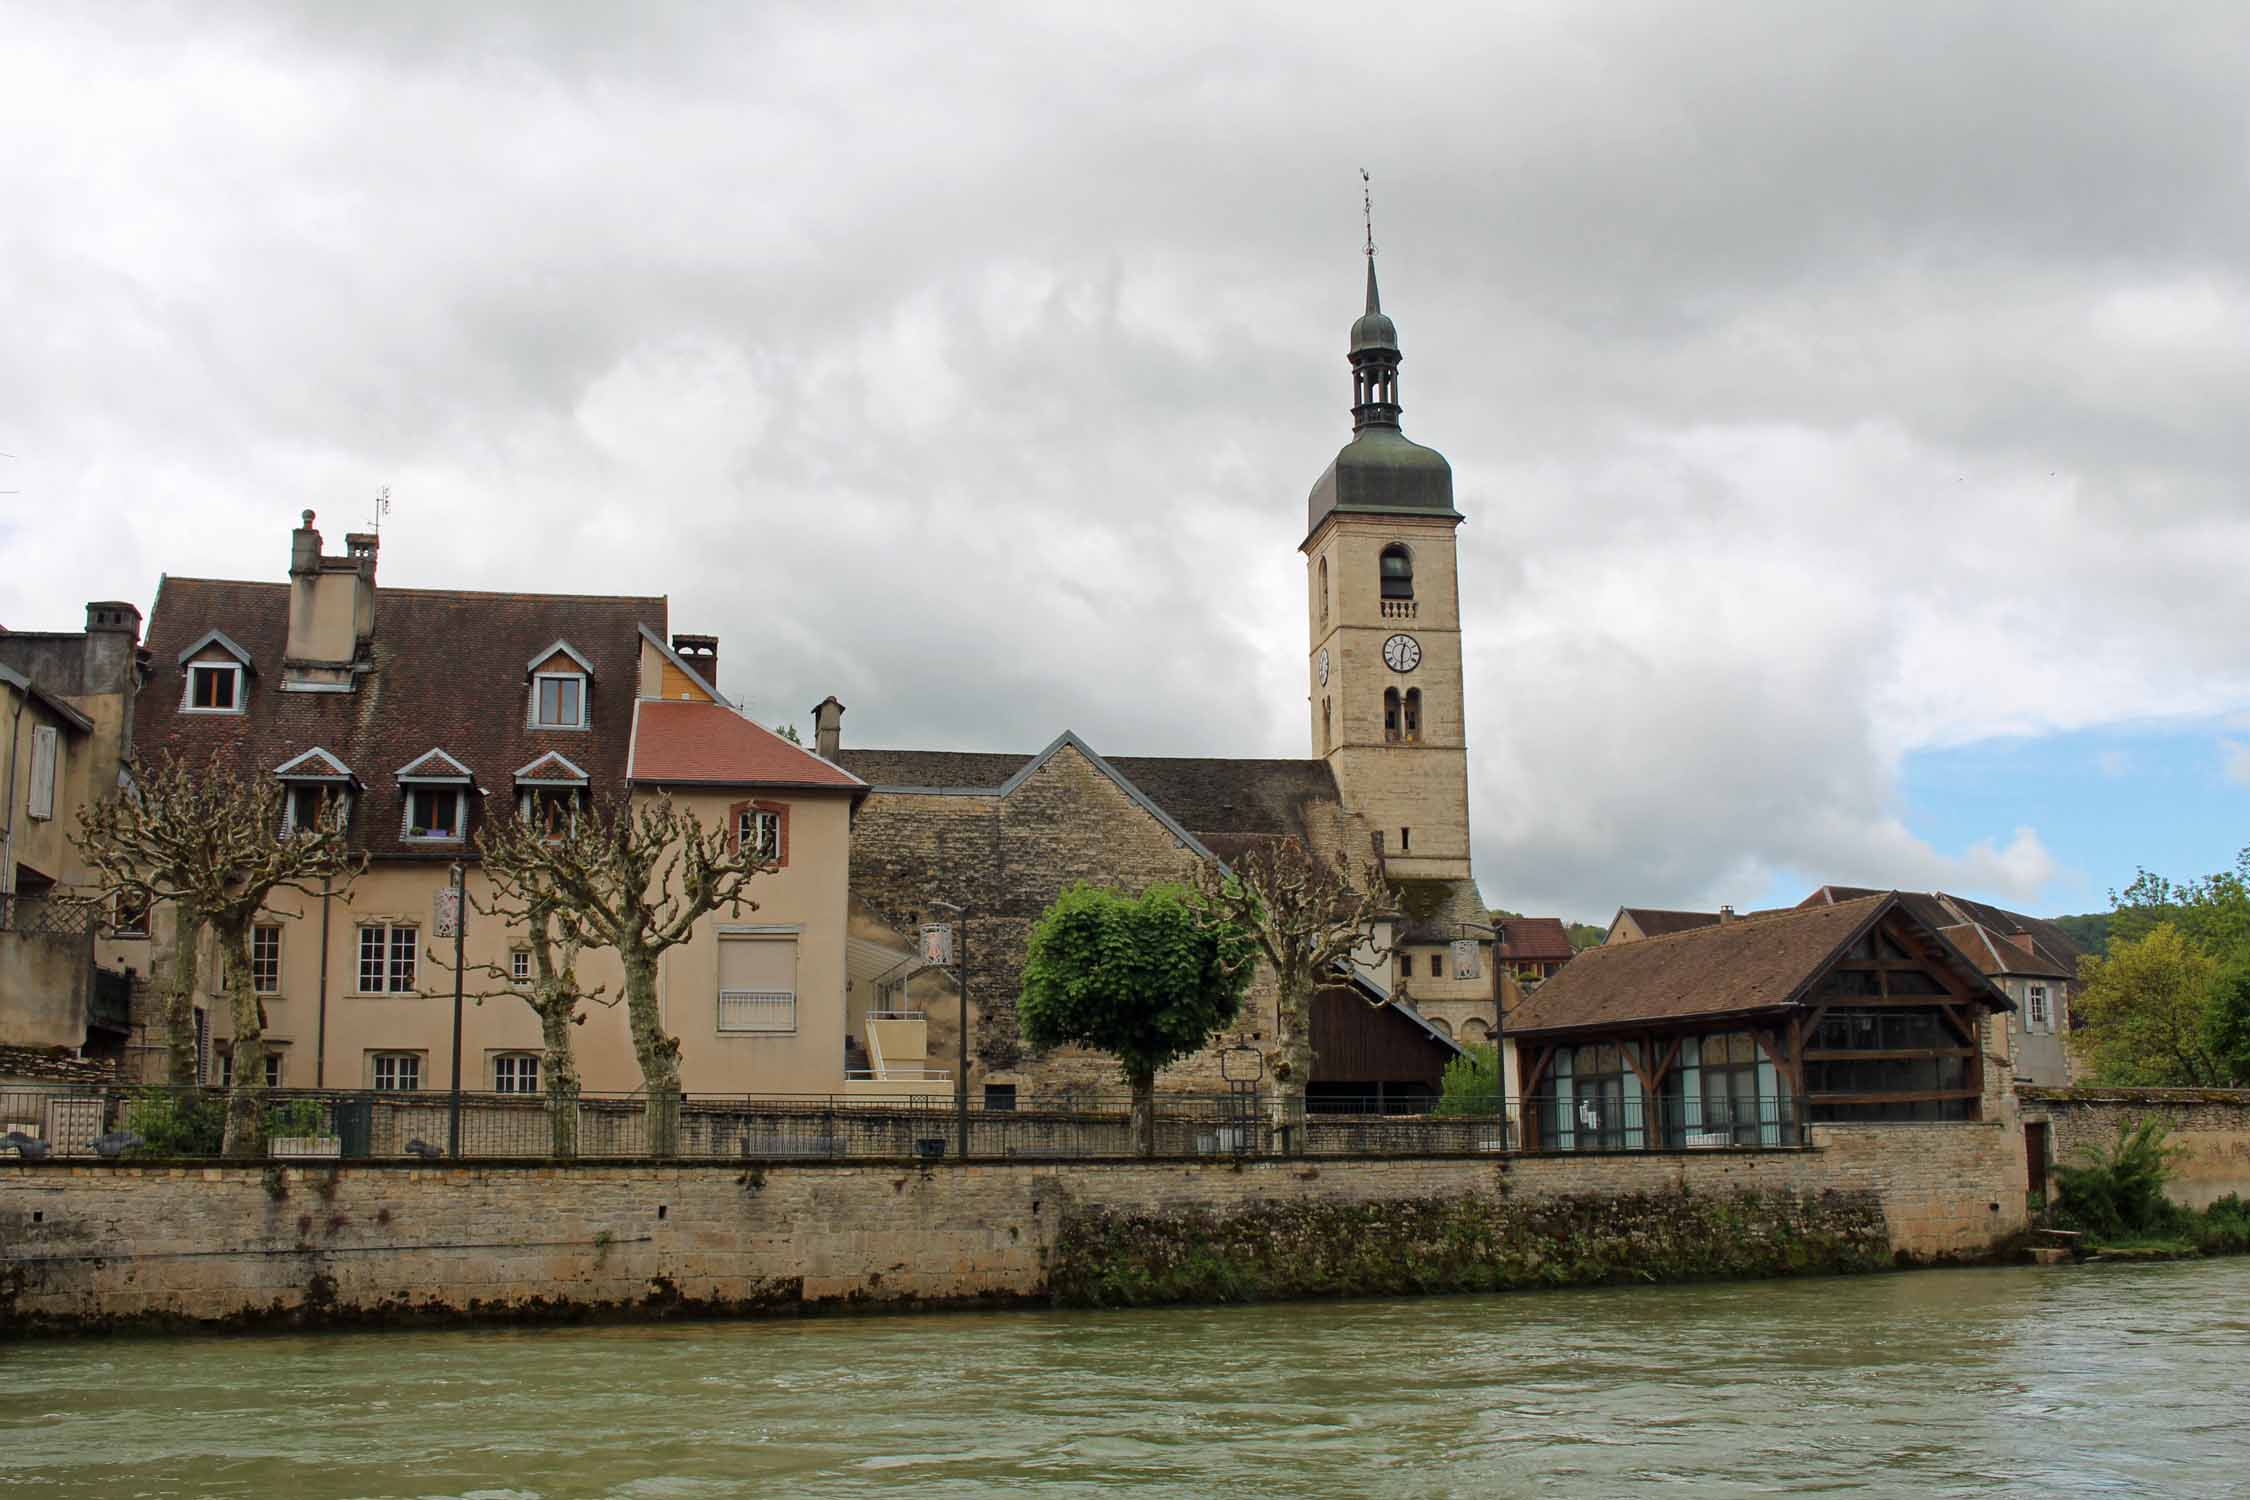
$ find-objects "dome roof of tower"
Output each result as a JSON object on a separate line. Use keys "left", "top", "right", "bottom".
{"left": 1350, "top": 307, "right": 1398, "bottom": 354}
{"left": 1306, "top": 427, "right": 1456, "bottom": 535}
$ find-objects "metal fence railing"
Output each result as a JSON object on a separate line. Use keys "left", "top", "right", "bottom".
{"left": 0, "top": 1086, "right": 1809, "bottom": 1163}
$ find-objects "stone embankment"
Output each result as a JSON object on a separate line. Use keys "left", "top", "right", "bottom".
{"left": 0, "top": 1121, "right": 2024, "bottom": 1336}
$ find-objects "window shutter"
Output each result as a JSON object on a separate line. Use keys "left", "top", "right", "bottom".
{"left": 27, "top": 725, "right": 58, "bottom": 820}
{"left": 278, "top": 788, "right": 297, "bottom": 839}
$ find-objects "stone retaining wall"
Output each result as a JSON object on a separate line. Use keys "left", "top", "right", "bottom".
{"left": 0, "top": 1122, "right": 2024, "bottom": 1335}
{"left": 2023, "top": 1086, "right": 2250, "bottom": 1210}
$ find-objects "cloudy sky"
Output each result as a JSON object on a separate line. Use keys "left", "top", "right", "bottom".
{"left": 6, "top": 2, "right": 2248, "bottom": 924}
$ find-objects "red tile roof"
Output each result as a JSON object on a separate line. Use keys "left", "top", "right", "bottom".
{"left": 142, "top": 578, "right": 664, "bottom": 858}
{"left": 629, "top": 700, "right": 865, "bottom": 791}
{"left": 1496, "top": 916, "right": 1575, "bottom": 963}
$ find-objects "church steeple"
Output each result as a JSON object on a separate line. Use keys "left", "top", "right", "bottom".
{"left": 1349, "top": 257, "right": 1402, "bottom": 432}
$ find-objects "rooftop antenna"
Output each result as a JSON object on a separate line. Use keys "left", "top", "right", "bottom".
{"left": 367, "top": 484, "right": 391, "bottom": 535}
{"left": 1361, "top": 167, "right": 1375, "bottom": 258}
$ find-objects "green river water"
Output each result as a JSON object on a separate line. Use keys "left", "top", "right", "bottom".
{"left": 4, "top": 1260, "right": 2246, "bottom": 1498}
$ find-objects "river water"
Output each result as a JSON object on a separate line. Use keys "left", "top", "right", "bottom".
{"left": 4, "top": 1260, "right": 2246, "bottom": 1498}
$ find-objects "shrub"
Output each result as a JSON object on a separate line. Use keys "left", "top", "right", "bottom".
{"left": 2052, "top": 1117, "right": 2187, "bottom": 1239}
{"left": 123, "top": 1087, "right": 225, "bottom": 1157}
{"left": 2196, "top": 1193, "right": 2250, "bottom": 1255}
{"left": 1432, "top": 1044, "right": 1501, "bottom": 1117}
{"left": 266, "top": 1098, "right": 330, "bottom": 1138}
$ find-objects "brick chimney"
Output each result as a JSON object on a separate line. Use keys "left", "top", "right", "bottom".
{"left": 812, "top": 695, "right": 845, "bottom": 759}
{"left": 2007, "top": 931, "right": 2038, "bottom": 957}
{"left": 672, "top": 633, "right": 718, "bottom": 691}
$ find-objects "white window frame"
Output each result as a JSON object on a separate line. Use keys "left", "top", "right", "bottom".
{"left": 371, "top": 1052, "right": 423, "bottom": 1092}
{"left": 401, "top": 785, "right": 468, "bottom": 843}
{"left": 2027, "top": 983, "right": 2051, "bottom": 1032}
{"left": 530, "top": 671, "right": 589, "bottom": 730}
{"left": 356, "top": 922, "right": 420, "bottom": 995}
{"left": 738, "top": 808, "right": 781, "bottom": 860}
{"left": 251, "top": 923, "right": 282, "bottom": 995}
{"left": 182, "top": 662, "right": 246, "bottom": 715}
{"left": 26, "top": 723, "right": 58, "bottom": 820}
{"left": 716, "top": 929, "right": 798, "bottom": 1035}
{"left": 280, "top": 782, "right": 347, "bottom": 839}
{"left": 510, "top": 947, "right": 532, "bottom": 982}
{"left": 492, "top": 1052, "right": 540, "bottom": 1094}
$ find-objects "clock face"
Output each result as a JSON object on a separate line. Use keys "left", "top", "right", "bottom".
{"left": 1316, "top": 648, "right": 1329, "bottom": 687}
{"left": 1382, "top": 633, "right": 1422, "bottom": 673}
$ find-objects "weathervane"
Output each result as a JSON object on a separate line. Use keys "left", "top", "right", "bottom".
{"left": 1361, "top": 167, "right": 1375, "bottom": 258}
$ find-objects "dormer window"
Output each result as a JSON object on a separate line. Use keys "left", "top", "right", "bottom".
{"left": 395, "top": 748, "right": 474, "bottom": 844}
{"left": 512, "top": 752, "right": 588, "bottom": 840}
{"left": 273, "top": 748, "right": 356, "bottom": 839}
{"left": 526, "top": 641, "right": 593, "bottom": 730}
{"left": 176, "top": 630, "right": 254, "bottom": 716}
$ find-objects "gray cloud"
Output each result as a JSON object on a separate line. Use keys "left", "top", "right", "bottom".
{"left": 5, "top": 1, "right": 2247, "bottom": 922}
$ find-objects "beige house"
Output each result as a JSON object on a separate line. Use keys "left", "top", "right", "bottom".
{"left": 0, "top": 602, "right": 146, "bottom": 1061}
{"left": 135, "top": 513, "right": 869, "bottom": 1099}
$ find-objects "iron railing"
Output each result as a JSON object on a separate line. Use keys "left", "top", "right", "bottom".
{"left": 0, "top": 1086, "right": 1811, "bottom": 1162}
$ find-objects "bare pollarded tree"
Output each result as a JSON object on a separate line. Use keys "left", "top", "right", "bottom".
{"left": 1189, "top": 836, "right": 1398, "bottom": 1124}
{"left": 470, "top": 794, "right": 777, "bottom": 1156}
{"left": 73, "top": 754, "right": 363, "bottom": 1152}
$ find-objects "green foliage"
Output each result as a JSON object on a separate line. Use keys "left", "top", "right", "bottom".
{"left": 1018, "top": 882, "right": 1256, "bottom": 1089}
{"left": 773, "top": 722, "right": 801, "bottom": 744}
{"left": 2051, "top": 912, "right": 2111, "bottom": 957}
{"left": 2051, "top": 1118, "right": 2186, "bottom": 1239}
{"left": 2110, "top": 848, "right": 2250, "bottom": 954}
{"left": 124, "top": 1087, "right": 225, "bottom": 1156}
{"left": 2070, "top": 923, "right": 2238, "bottom": 1086}
{"left": 2195, "top": 1194, "right": 2250, "bottom": 1256}
{"left": 1566, "top": 922, "right": 1606, "bottom": 951}
{"left": 266, "top": 1098, "right": 330, "bottom": 1137}
{"left": 1432, "top": 1044, "right": 1500, "bottom": 1116}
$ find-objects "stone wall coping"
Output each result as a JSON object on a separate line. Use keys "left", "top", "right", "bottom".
{"left": 2019, "top": 1085, "right": 2250, "bottom": 1105}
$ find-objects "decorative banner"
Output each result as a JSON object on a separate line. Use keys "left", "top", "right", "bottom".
{"left": 1451, "top": 939, "right": 1481, "bottom": 980}
{"left": 919, "top": 922, "right": 954, "bottom": 967}
{"left": 433, "top": 885, "right": 462, "bottom": 939}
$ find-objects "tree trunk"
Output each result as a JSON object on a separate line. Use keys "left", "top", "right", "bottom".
{"left": 216, "top": 922, "right": 267, "bottom": 1158}
{"left": 621, "top": 948, "right": 682, "bottom": 1156}
{"left": 538, "top": 994, "right": 581, "bottom": 1158}
{"left": 1130, "top": 1068, "right": 1156, "bottom": 1158}
{"left": 163, "top": 905, "right": 203, "bottom": 1086}
{"left": 1270, "top": 972, "right": 1315, "bottom": 1147}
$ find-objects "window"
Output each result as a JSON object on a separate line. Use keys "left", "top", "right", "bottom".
{"left": 372, "top": 1053, "right": 422, "bottom": 1092}
{"left": 1402, "top": 688, "right": 1421, "bottom": 741}
{"left": 984, "top": 1083, "right": 1018, "bottom": 1112}
{"left": 1321, "top": 697, "right": 1332, "bottom": 753}
{"left": 26, "top": 724, "right": 58, "bottom": 819}
{"left": 532, "top": 673, "right": 586, "bottom": 729}
{"left": 1317, "top": 556, "right": 1329, "bottom": 624}
{"left": 404, "top": 786, "right": 465, "bottom": 841}
{"left": 1399, "top": 826, "right": 1411, "bottom": 852}
{"left": 2027, "top": 984, "right": 2050, "bottom": 1030}
{"left": 1379, "top": 544, "right": 1414, "bottom": 600}
{"left": 1384, "top": 687, "right": 1401, "bottom": 741}
{"left": 218, "top": 1049, "right": 282, "bottom": 1088}
{"left": 518, "top": 786, "right": 577, "bottom": 835}
{"left": 510, "top": 948, "right": 532, "bottom": 982}
{"left": 112, "top": 893, "right": 149, "bottom": 938}
{"left": 185, "top": 663, "right": 243, "bottom": 713}
{"left": 282, "top": 783, "right": 343, "bottom": 838}
{"left": 357, "top": 923, "right": 419, "bottom": 993}
{"left": 493, "top": 1053, "right": 539, "bottom": 1094}
{"left": 1428, "top": 953, "right": 1442, "bottom": 979}
{"left": 1698, "top": 1032, "right": 1762, "bottom": 1145}
{"left": 251, "top": 924, "right": 281, "bottom": 995}
{"left": 717, "top": 933, "right": 796, "bottom": 1033}
{"left": 731, "top": 801, "right": 788, "bottom": 867}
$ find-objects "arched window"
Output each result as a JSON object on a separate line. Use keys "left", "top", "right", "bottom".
{"left": 1383, "top": 688, "right": 1401, "bottom": 741}
{"left": 1402, "top": 688, "right": 1421, "bottom": 741}
{"left": 1322, "top": 697, "right": 1332, "bottom": 752}
{"left": 1317, "top": 556, "right": 1329, "bottom": 624}
{"left": 1379, "top": 544, "right": 1413, "bottom": 600}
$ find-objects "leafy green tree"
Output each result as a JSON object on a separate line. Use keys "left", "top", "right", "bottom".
{"left": 2070, "top": 923, "right": 2232, "bottom": 1086}
{"left": 2051, "top": 912, "right": 2111, "bottom": 958}
{"left": 1431, "top": 1044, "right": 1499, "bottom": 1116}
{"left": 1565, "top": 922, "right": 1606, "bottom": 952}
{"left": 2110, "top": 848, "right": 2250, "bottom": 954}
{"left": 1018, "top": 882, "right": 1256, "bottom": 1155}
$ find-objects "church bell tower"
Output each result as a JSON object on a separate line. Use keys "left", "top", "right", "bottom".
{"left": 1303, "top": 254, "right": 1472, "bottom": 883}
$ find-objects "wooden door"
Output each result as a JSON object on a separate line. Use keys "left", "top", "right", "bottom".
{"left": 2025, "top": 1121, "right": 2050, "bottom": 1200}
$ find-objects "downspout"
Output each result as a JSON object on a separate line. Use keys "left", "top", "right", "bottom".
{"left": 1, "top": 689, "right": 26, "bottom": 912}
{"left": 315, "top": 875, "right": 332, "bottom": 1087}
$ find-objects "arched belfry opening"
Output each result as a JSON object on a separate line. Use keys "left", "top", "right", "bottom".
{"left": 1380, "top": 544, "right": 1413, "bottom": 601}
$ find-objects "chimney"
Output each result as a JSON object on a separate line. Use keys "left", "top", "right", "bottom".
{"left": 2007, "top": 931, "right": 2038, "bottom": 956}
{"left": 672, "top": 633, "right": 718, "bottom": 691}
{"left": 1719, "top": 904, "right": 1737, "bottom": 924}
{"left": 812, "top": 695, "right": 845, "bottom": 759}
{"left": 290, "top": 510, "right": 321, "bottom": 576}
{"left": 343, "top": 532, "right": 378, "bottom": 648}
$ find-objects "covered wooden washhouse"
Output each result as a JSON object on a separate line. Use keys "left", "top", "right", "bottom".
{"left": 1505, "top": 892, "right": 2014, "bottom": 1150}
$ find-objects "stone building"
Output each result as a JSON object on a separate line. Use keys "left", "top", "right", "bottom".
{"left": 832, "top": 258, "right": 1487, "bottom": 1108}
{"left": 0, "top": 602, "right": 147, "bottom": 1062}
{"left": 133, "top": 514, "right": 870, "bottom": 1097}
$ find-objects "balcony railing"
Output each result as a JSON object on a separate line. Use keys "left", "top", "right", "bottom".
{"left": 1380, "top": 599, "right": 1417, "bottom": 618}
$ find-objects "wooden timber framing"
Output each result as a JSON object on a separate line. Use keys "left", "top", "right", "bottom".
{"left": 1509, "top": 893, "right": 2011, "bottom": 1151}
